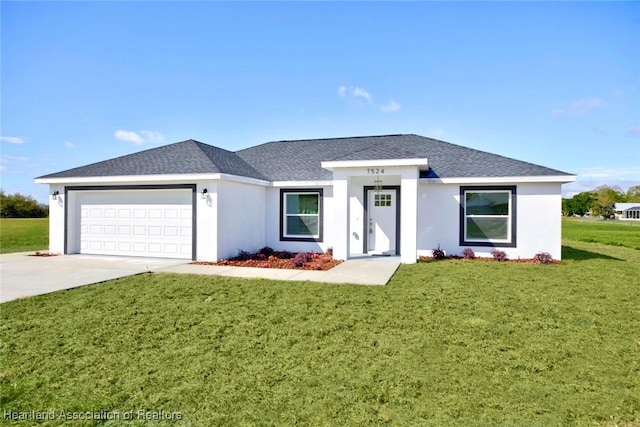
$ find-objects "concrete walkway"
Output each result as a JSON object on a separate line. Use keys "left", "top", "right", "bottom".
{"left": 159, "top": 256, "right": 401, "bottom": 286}
{"left": 0, "top": 253, "right": 400, "bottom": 303}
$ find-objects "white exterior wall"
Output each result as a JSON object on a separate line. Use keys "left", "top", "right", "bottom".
{"left": 43, "top": 175, "right": 566, "bottom": 263}
{"left": 516, "top": 183, "right": 563, "bottom": 259}
{"left": 196, "top": 181, "right": 218, "bottom": 261}
{"left": 399, "top": 168, "right": 419, "bottom": 263}
{"left": 48, "top": 185, "right": 66, "bottom": 254}
{"left": 417, "top": 181, "right": 564, "bottom": 260}
{"left": 215, "top": 181, "right": 266, "bottom": 260}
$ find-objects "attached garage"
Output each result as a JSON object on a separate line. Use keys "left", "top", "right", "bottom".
{"left": 66, "top": 185, "right": 196, "bottom": 260}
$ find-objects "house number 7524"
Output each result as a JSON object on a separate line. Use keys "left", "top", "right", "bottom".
{"left": 366, "top": 168, "right": 384, "bottom": 175}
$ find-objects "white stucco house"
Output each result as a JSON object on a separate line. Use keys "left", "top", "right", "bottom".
{"left": 35, "top": 134, "right": 576, "bottom": 263}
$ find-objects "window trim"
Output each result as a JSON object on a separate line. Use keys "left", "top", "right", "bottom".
{"left": 459, "top": 185, "right": 517, "bottom": 248}
{"left": 280, "top": 189, "right": 323, "bottom": 242}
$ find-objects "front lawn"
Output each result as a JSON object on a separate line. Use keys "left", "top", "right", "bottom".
{"left": 1, "top": 239, "right": 639, "bottom": 426}
{"left": 563, "top": 216, "right": 640, "bottom": 250}
{"left": 0, "top": 218, "right": 49, "bottom": 254}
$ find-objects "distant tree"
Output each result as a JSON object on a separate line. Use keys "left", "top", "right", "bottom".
{"left": 594, "top": 185, "right": 627, "bottom": 204}
{"left": 591, "top": 200, "right": 615, "bottom": 219}
{"left": 590, "top": 185, "right": 626, "bottom": 219}
{"left": 627, "top": 185, "right": 640, "bottom": 202}
{"left": 0, "top": 191, "right": 48, "bottom": 218}
{"left": 562, "top": 191, "right": 595, "bottom": 216}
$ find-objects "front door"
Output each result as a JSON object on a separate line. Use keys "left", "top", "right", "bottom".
{"left": 367, "top": 189, "right": 397, "bottom": 255}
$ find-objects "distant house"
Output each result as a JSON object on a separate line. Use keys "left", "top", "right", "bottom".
{"left": 35, "top": 134, "right": 575, "bottom": 263}
{"left": 614, "top": 203, "right": 640, "bottom": 220}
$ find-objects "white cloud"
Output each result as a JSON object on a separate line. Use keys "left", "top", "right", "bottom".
{"left": 563, "top": 177, "right": 640, "bottom": 198}
{"left": 575, "top": 166, "right": 640, "bottom": 179}
{"left": 429, "top": 128, "right": 445, "bottom": 138}
{"left": 626, "top": 125, "right": 640, "bottom": 137}
{"left": 64, "top": 141, "right": 74, "bottom": 149}
{"left": 352, "top": 87, "right": 372, "bottom": 103}
{"left": 0, "top": 154, "right": 28, "bottom": 171}
{"left": 338, "top": 85, "right": 373, "bottom": 106}
{"left": 114, "top": 129, "right": 164, "bottom": 145}
{"left": 551, "top": 97, "right": 603, "bottom": 117}
{"left": 140, "top": 130, "right": 165, "bottom": 144}
{"left": 0, "top": 136, "right": 26, "bottom": 144}
{"left": 561, "top": 166, "right": 640, "bottom": 197}
{"left": 380, "top": 100, "right": 401, "bottom": 113}
{"left": 338, "top": 86, "right": 402, "bottom": 113}
{"left": 115, "top": 129, "right": 144, "bottom": 144}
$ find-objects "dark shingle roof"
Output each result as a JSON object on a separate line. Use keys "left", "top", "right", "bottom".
{"left": 38, "top": 139, "right": 268, "bottom": 181}
{"left": 236, "top": 134, "right": 572, "bottom": 181}
{"left": 38, "top": 134, "right": 573, "bottom": 181}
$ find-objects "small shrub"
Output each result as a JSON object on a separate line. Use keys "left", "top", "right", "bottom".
{"left": 462, "top": 247, "right": 475, "bottom": 259}
{"left": 290, "top": 252, "right": 312, "bottom": 268}
{"left": 275, "top": 250, "right": 293, "bottom": 259}
{"left": 432, "top": 245, "right": 446, "bottom": 260}
{"left": 235, "top": 250, "right": 252, "bottom": 261}
{"left": 491, "top": 249, "right": 508, "bottom": 261}
{"left": 258, "top": 246, "right": 274, "bottom": 257}
{"left": 533, "top": 252, "right": 554, "bottom": 264}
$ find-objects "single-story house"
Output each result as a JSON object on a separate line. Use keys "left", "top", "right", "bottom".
{"left": 35, "top": 134, "right": 576, "bottom": 263}
{"left": 614, "top": 203, "right": 640, "bottom": 220}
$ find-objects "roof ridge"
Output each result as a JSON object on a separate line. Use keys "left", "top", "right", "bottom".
{"left": 271, "top": 134, "right": 406, "bottom": 143}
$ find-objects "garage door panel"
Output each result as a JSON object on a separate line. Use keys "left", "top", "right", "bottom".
{"left": 164, "top": 209, "right": 179, "bottom": 219}
{"left": 76, "top": 190, "right": 193, "bottom": 259}
{"left": 133, "top": 226, "right": 146, "bottom": 236}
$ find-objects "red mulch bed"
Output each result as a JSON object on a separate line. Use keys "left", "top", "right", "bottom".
{"left": 418, "top": 256, "right": 561, "bottom": 264}
{"left": 28, "top": 252, "right": 59, "bottom": 257}
{"left": 194, "top": 250, "right": 342, "bottom": 271}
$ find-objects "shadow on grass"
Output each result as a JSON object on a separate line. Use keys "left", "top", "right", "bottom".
{"left": 562, "top": 245, "right": 624, "bottom": 261}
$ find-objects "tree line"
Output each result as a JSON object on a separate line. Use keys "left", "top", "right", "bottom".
{"left": 562, "top": 185, "right": 640, "bottom": 219}
{"left": 0, "top": 191, "right": 49, "bottom": 218}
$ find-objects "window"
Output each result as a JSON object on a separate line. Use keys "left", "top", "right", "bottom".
{"left": 280, "top": 189, "right": 323, "bottom": 241}
{"left": 460, "top": 186, "right": 516, "bottom": 247}
{"left": 374, "top": 194, "right": 392, "bottom": 207}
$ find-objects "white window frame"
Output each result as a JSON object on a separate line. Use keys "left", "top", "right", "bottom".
{"left": 460, "top": 186, "right": 516, "bottom": 248}
{"left": 280, "top": 189, "right": 323, "bottom": 242}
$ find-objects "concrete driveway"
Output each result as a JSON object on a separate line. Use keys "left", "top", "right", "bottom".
{"left": 0, "top": 253, "right": 190, "bottom": 303}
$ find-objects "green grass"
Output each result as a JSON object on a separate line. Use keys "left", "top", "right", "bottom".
{"left": 0, "top": 218, "right": 49, "bottom": 254}
{"left": 2, "top": 238, "right": 639, "bottom": 426}
{"left": 563, "top": 217, "right": 640, "bottom": 250}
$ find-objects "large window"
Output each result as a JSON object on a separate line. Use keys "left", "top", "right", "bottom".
{"left": 280, "top": 189, "right": 323, "bottom": 241}
{"left": 460, "top": 186, "right": 516, "bottom": 247}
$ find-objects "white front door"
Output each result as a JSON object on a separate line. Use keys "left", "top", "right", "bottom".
{"left": 367, "top": 189, "right": 397, "bottom": 255}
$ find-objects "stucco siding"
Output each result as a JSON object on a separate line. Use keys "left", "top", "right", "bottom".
{"left": 516, "top": 183, "right": 562, "bottom": 260}
{"left": 417, "top": 183, "right": 460, "bottom": 257}
{"left": 196, "top": 181, "right": 218, "bottom": 261}
{"left": 215, "top": 181, "right": 266, "bottom": 260}
{"left": 48, "top": 184, "right": 65, "bottom": 254}
{"left": 417, "top": 181, "right": 564, "bottom": 260}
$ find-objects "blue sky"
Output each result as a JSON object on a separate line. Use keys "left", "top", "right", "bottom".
{"left": 1, "top": 1, "right": 639, "bottom": 203}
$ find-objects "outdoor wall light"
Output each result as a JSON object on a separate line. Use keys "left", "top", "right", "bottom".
{"left": 201, "top": 188, "right": 208, "bottom": 199}
{"left": 52, "top": 191, "right": 60, "bottom": 200}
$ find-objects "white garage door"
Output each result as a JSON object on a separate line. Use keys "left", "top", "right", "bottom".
{"left": 76, "top": 189, "right": 193, "bottom": 259}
